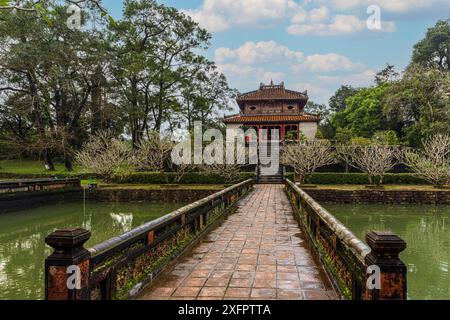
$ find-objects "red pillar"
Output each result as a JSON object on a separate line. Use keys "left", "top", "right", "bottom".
{"left": 281, "top": 124, "right": 286, "bottom": 142}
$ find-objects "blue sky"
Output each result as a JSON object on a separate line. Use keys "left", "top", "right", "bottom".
{"left": 102, "top": 0, "right": 450, "bottom": 105}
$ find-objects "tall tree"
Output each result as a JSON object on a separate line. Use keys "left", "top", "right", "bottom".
{"left": 109, "top": 0, "right": 211, "bottom": 145}
{"left": 383, "top": 64, "right": 450, "bottom": 146}
{"left": 328, "top": 85, "right": 359, "bottom": 113}
{"left": 412, "top": 19, "right": 450, "bottom": 72}
{"left": 0, "top": 3, "right": 108, "bottom": 170}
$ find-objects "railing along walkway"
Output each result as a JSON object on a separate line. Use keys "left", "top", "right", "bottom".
{"left": 138, "top": 184, "right": 337, "bottom": 300}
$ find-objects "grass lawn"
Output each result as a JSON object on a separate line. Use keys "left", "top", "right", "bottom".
{"left": 0, "top": 160, "right": 83, "bottom": 175}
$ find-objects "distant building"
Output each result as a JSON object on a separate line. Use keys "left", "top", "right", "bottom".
{"left": 224, "top": 81, "right": 320, "bottom": 141}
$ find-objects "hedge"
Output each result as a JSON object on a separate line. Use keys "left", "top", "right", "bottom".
{"left": 285, "top": 173, "right": 427, "bottom": 185}
{"left": 0, "top": 170, "right": 427, "bottom": 185}
{"left": 113, "top": 172, "right": 256, "bottom": 185}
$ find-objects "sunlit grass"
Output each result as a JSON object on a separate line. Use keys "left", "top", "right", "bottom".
{"left": 0, "top": 160, "right": 84, "bottom": 174}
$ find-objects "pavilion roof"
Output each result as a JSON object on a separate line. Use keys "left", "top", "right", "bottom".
{"left": 237, "top": 82, "right": 308, "bottom": 105}
{"left": 223, "top": 114, "right": 320, "bottom": 124}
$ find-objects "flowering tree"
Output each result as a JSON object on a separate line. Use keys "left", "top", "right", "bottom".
{"left": 135, "top": 131, "right": 174, "bottom": 172}
{"left": 75, "top": 131, "right": 134, "bottom": 181}
{"left": 403, "top": 134, "right": 450, "bottom": 186}
{"left": 344, "top": 144, "right": 400, "bottom": 185}
{"left": 199, "top": 146, "right": 244, "bottom": 184}
{"left": 282, "top": 140, "right": 335, "bottom": 184}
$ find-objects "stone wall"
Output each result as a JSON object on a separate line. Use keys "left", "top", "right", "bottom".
{"left": 303, "top": 188, "right": 450, "bottom": 205}
{"left": 86, "top": 188, "right": 219, "bottom": 203}
{"left": 0, "top": 189, "right": 82, "bottom": 214}
{"left": 0, "top": 188, "right": 221, "bottom": 214}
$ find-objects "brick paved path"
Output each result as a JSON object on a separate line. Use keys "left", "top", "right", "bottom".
{"left": 138, "top": 184, "right": 337, "bottom": 300}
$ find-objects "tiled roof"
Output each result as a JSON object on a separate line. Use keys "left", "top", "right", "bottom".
{"left": 237, "top": 83, "right": 308, "bottom": 102}
{"left": 223, "top": 114, "right": 320, "bottom": 124}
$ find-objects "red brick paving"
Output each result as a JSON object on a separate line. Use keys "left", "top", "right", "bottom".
{"left": 138, "top": 184, "right": 337, "bottom": 300}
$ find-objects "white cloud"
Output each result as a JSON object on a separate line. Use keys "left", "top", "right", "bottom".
{"left": 317, "top": 69, "right": 376, "bottom": 87}
{"left": 331, "top": 0, "right": 450, "bottom": 13}
{"left": 215, "top": 41, "right": 303, "bottom": 65}
{"left": 183, "top": 0, "right": 301, "bottom": 32}
{"left": 214, "top": 40, "right": 374, "bottom": 104}
{"left": 287, "top": 13, "right": 396, "bottom": 36}
{"left": 293, "top": 82, "right": 333, "bottom": 99}
{"left": 294, "top": 53, "right": 365, "bottom": 73}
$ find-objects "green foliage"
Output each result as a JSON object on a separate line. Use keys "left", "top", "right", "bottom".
{"left": 350, "top": 137, "right": 373, "bottom": 145}
{"left": 329, "top": 85, "right": 360, "bottom": 113}
{"left": 372, "top": 130, "right": 399, "bottom": 145}
{"left": 112, "top": 172, "right": 255, "bottom": 185}
{"left": 331, "top": 84, "right": 391, "bottom": 138}
{"left": 0, "top": 0, "right": 233, "bottom": 171}
{"left": 334, "top": 128, "right": 353, "bottom": 142}
{"left": 412, "top": 19, "right": 450, "bottom": 72}
{"left": 375, "top": 64, "right": 400, "bottom": 85}
{"left": 383, "top": 65, "right": 450, "bottom": 147}
{"left": 285, "top": 172, "right": 427, "bottom": 185}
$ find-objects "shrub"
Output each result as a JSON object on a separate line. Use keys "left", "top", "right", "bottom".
{"left": 285, "top": 172, "right": 427, "bottom": 185}
{"left": 112, "top": 172, "right": 255, "bottom": 185}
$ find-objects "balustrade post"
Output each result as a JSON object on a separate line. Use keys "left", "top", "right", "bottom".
{"left": 45, "top": 228, "right": 91, "bottom": 300}
{"left": 364, "top": 231, "right": 407, "bottom": 300}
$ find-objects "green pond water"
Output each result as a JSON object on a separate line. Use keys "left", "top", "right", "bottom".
{"left": 0, "top": 201, "right": 185, "bottom": 300}
{"left": 324, "top": 203, "right": 450, "bottom": 300}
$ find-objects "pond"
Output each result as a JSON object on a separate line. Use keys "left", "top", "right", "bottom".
{"left": 0, "top": 200, "right": 185, "bottom": 300}
{"left": 324, "top": 203, "right": 450, "bottom": 300}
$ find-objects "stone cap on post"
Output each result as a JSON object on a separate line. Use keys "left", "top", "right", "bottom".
{"left": 45, "top": 228, "right": 91, "bottom": 300}
{"left": 365, "top": 231, "right": 407, "bottom": 300}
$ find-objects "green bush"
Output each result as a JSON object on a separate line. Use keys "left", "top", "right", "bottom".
{"left": 113, "top": 172, "right": 255, "bottom": 185}
{"left": 285, "top": 173, "right": 427, "bottom": 185}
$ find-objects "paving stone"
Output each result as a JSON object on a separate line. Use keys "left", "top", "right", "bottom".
{"left": 139, "top": 185, "right": 335, "bottom": 301}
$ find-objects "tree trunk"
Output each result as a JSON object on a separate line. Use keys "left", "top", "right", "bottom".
{"left": 64, "top": 158, "right": 73, "bottom": 172}
{"left": 43, "top": 148, "right": 55, "bottom": 171}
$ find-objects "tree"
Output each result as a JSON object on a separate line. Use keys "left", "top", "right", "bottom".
{"left": 375, "top": 64, "right": 400, "bottom": 85}
{"left": 178, "top": 64, "right": 234, "bottom": 132}
{"left": 344, "top": 144, "right": 400, "bottom": 185}
{"left": 403, "top": 134, "right": 450, "bottom": 186}
{"left": 109, "top": 0, "right": 212, "bottom": 145}
{"left": 331, "top": 84, "right": 390, "bottom": 139}
{"left": 281, "top": 140, "right": 335, "bottom": 184}
{"left": 135, "top": 131, "right": 174, "bottom": 172}
{"left": 383, "top": 64, "right": 450, "bottom": 147}
{"left": 0, "top": 3, "right": 110, "bottom": 170}
{"left": 372, "top": 130, "right": 399, "bottom": 145}
{"left": 198, "top": 144, "right": 244, "bottom": 184}
{"left": 0, "top": 1, "right": 108, "bottom": 15}
{"left": 75, "top": 131, "right": 135, "bottom": 181}
{"left": 412, "top": 19, "right": 450, "bottom": 72}
{"left": 329, "top": 85, "right": 359, "bottom": 114}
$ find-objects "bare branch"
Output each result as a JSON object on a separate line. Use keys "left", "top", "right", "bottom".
{"left": 282, "top": 140, "right": 335, "bottom": 184}
{"left": 403, "top": 134, "right": 450, "bottom": 186}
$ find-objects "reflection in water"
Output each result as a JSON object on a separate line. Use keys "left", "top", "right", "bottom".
{"left": 0, "top": 201, "right": 185, "bottom": 300}
{"left": 325, "top": 203, "right": 450, "bottom": 300}
{"left": 110, "top": 213, "right": 133, "bottom": 233}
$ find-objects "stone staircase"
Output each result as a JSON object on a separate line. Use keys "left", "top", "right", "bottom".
{"left": 257, "top": 142, "right": 284, "bottom": 184}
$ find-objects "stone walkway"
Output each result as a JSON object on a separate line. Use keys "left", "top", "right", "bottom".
{"left": 138, "top": 184, "right": 337, "bottom": 300}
